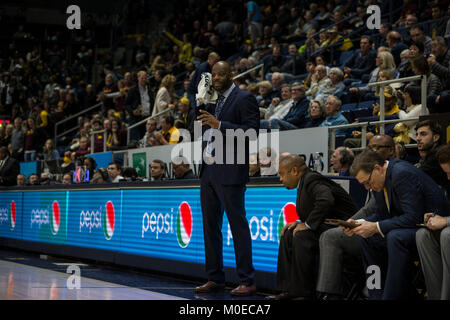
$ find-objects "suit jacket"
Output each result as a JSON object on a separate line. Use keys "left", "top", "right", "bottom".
{"left": 125, "top": 85, "right": 154, "bottom": 118}
{"left": 296, "top": 169, "right": 358, "bottom": 231}
{"left": 366, "top": 158, "right": 450, "bottom": 235}
{"left": 199, "top": 85, "right": 259, "bottom": 185}
{"left": 283, "top": 96, "right": 310, "bottom": 128}
{"left": 0, "top": 157, "right": 20, "bottom": 186}
{"left": 419, "top": 145, "right": 450, "bottom": 198}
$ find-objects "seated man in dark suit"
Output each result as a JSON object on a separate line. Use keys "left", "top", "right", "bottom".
{"left": 266, "top": 153, "right": 358, "bottom": 300}
{"left": 348, "top": 149, "right": 449, "bottom": 300}
{"left": 415, "top": 143, "right": 450, "bottom": 300}
{"left": 172, "top": 156, "right": 196, "bottom": 180}
{"left": 260, "top": 82, "right": 310, "bottom": 131}
{"left": 386, "top": 31, "right": 408, "bottom": 67}
{"left": 0, "top": 147, "right": 20, "bottom": 186}
{"left": 415, "top": 120, "right": 450, "bottom": 198}
{"left": 343, "top": 35, "right": 377, "bottom": 83}
{"left": 317, "top": 135, "right": 396, "bottom": 300}
{"left": 330, "top": 146, "right": 354, "bottom": 176}
{"left": 263, "top": 44, "right": 287, "bottom": 77}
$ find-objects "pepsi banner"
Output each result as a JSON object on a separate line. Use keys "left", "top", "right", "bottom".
{"left": 120, "top": 189, "right": 202, "bottom": 263}
{"left": 22, "top": 191, "right": 68, "bottom": 245}
{"left": 222, "top": 187, "right": 297, "bottom": 273}
{"left": 68, "top": 190, "right": 121, "bottom": 251}
{"left": 0, "top": 181, "right": 366, "bottom": 274}
{"left": 0, "top": 192, "right": 23, "bottom": 240}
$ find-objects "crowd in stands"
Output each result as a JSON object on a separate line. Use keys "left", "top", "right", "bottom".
{"left": 0, "top": 0, "right": 450, "bottom": 185}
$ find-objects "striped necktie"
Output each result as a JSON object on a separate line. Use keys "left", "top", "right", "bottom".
{"left": 205, "top": 94, "right": 225, "bottom": 158}
{"left": 214, "top": 94, "right": 225, "bottom": 118}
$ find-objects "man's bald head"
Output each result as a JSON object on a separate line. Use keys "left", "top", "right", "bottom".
{"left": 213, "top": 61, "right": 232, "bottom": 73}
{"left": 278, "top": 153, "right": 307, "bottom": 189}
{"left": 279, "top": 154, "right": 306, "bottom": 171}
{"left": 212, "top": 61, "right": 233, "bottom": 93}
{"left": 368, "top": 134, "right": 395, "bottom": 160}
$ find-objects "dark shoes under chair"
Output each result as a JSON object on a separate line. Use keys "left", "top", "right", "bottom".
{"left": 194, "top": 281, "right": 257, "bottom": 296}
{"left": 264, "top": 292, "right": 312, "bottom": 300}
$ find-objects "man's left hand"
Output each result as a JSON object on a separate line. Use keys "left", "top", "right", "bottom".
{"left": 293, "top": 222, "right": 308, "bottom": 235}
{"left": 353, "top": 221, "right": 378, "bottom": 238}
{"left": 197, "top": 109, "right": 220, "bottom": 129}
{"left": 426, "top": 215, "right": 447, "bottom": 231}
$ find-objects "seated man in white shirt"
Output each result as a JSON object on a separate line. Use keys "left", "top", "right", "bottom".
{"left": 108, "top": 161, "right": 124, "bottom": 183}
{"left": 262, "top": 84, "right": 293, "bottom": 121}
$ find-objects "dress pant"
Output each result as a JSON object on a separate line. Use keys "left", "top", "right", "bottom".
{"left": 317, "top": 227, "right": 363, "bottom": 295}
{"left": 277, "top": 227, "right": 326, "bottom": 297}
{"left": 359, "top": 228, "right": 419, "bottom": 300}
{"left": 416, "top": 226, "right": 450, "bottom": 300}
{"left": 200, "top": 165, "right": 255, "bottom": 286}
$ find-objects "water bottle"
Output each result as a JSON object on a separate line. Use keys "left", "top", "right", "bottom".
{"left": 313, "top": 152, "right": 323, "bottom": 172}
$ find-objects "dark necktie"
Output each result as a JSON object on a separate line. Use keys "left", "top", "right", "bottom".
{"left": 205, "top": 94, "right": 225, "bottom": 158}
{"left": 214, "top": 93, "right": 225, "bottom": 119}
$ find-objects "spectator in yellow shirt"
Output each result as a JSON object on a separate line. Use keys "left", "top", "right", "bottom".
{"left": 153, "top": 115, "right": 180, "bottom": 145}
{"left": 163, "top": 29, "right": 193, "bottom": 66}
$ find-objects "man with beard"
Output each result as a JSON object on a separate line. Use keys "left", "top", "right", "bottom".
{"left": 195, "top": 61, "right": 259, "bottom": 296}
{"left": 415, "top": 120, "right": 450, "bottom": 198}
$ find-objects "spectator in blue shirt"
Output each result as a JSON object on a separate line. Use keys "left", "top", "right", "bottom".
{"left": 245, "top": 1, "right": 262, "bottom": 44}
{"left": 320, "top": 95, "right": 349, "bottom": 136}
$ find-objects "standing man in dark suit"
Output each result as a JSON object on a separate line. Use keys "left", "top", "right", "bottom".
{"left": 0, "top": 147, "right": 20, "bottom": 186}
{"left": 349, "top": 150, "right": 449, "bottom": 300}
{"left": 266, "top": 154, "right": 358, "bottom": 300}
{"left": 195, "top": 61, "right": 259, "bottom": 296}
{"left": 125, "top": 70, "right": 154, "bottom": 141}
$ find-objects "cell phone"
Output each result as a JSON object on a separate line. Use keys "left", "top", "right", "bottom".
{"left": 325, "top": 218, "right": 359, "bottom": 229}
{"left": 416, "top": 224, "right": 427, "bottom": 228}
{"left": 195, "top": 104, "right": 207, "bottom": 117}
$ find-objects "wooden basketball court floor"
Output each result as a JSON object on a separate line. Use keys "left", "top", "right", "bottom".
{"left": 0, "top": 247, "right": 265, "bottom": 300}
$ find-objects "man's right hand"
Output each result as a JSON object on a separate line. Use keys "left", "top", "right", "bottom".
{"left": 340, "top": 219, "right": 359, "bottom": 237}
{"left": 280, "top": 221, "right": 298, "bottom": 237}
{"left": 271, "top": 97, "right": 280, "bottom": 106}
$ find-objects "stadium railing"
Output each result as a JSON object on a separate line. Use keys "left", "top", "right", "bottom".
{"left": 233, "top": 63, "right": 264, "bottom": 81}
{"left": 54, "top": 102, "right": 103, "bottom": 148}
{"left": 328, "top": 74, "right": 427, "bottom": 153}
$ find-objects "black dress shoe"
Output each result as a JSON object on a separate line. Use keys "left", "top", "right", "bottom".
{"left": 194, "top": 281, "right": 225, "bottom": 293}
{"left": 264, "top": 292, "right": 291, "bottom": 300}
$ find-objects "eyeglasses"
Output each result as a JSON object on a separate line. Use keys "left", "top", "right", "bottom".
{"left": 361, "top": 169, "right": 374, "bottom": 188}
{"left": 368, "top": 144, "right": 392, "bottom": 152}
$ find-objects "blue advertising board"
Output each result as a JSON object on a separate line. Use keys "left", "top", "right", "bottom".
{"left": 22, "top": 191, "right": 68, "bottom": 245}
{"left": 0, "top": 180, "right": 366, "bottom": 274}
{"left": 67, "top": 190, "right": 122, "bottom": 251}
{"left": 222, "top": 187, "right": 298, "bottom": 273}
{"left": 120, "top": 189, "right": 203, "bottom": 263}
{"left": 0, "top": 192, "right": 23, "bottom": 240}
